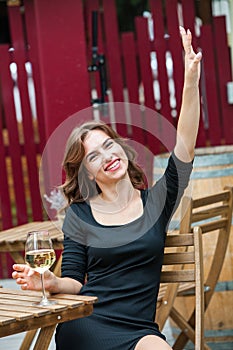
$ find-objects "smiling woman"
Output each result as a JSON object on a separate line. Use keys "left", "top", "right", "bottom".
{"left": 12, "top": 27, "right": 202, "bottom": 350}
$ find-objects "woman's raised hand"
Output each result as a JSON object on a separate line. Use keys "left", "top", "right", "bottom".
{"left": 179, "top": 26, "right": 202, "bottom": 86}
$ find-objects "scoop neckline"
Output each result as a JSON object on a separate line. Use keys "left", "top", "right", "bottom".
{"left": 87, "top": 189, "right": 147, "bottom": 228}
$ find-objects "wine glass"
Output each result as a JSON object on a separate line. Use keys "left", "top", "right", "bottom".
{"left": 25, "top": 230, "right": 57, "bottom": 306}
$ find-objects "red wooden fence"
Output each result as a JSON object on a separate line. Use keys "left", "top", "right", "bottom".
{"left": 0, "top": 0, "right": 232, "bottom": 277}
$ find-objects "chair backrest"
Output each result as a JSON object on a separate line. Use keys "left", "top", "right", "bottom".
{"left": 170, "top": 187, "right": 233, "bottom": 350}
{"left": 156, "top": 227, "right": 204, "bottom": 349}
{"left": 180, "top": 187, "right": 233, "bottom": 306}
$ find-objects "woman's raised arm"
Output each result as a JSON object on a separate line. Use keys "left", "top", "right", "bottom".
{"left": 174, "top": 26, "right": 202, "bottom": 162}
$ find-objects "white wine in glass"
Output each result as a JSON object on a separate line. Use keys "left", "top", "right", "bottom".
{"left": 25, "top": 230, "right": 57, "bottom": 306}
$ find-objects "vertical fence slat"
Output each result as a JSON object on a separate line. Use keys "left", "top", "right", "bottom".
{"left": 0, "top": 105, "right": 12, "bottom": 230}
{"left": 0, "top": 44, "right": 27, "bottom": 225}
{"left": 102, "top": 0, "right": 127, "bottom": 136}
{"left": 165, "top": 0, "right": 184, "bottom": 124}
{"left": 8, "top": 6, "right": 43, "bottom": 221}
{"left": 24, "top": 0, "right": 46, "bottom": 151}
{"left": 135, "top": 16, "right": 161, "bottom": 155}
{"left": 135, "top": 17, "right": 155, "bottom": 111}
{"left": 33, "top": 0, "right": 91, "bottom": 138}
{"left": 31, "top": 0, "right": 91, "bottom": 211}
{"left": 102, "top": 0, "right": 124, "bottom": 102}
{"left": 181, "top": 0, "right": 208, "bottom": 147}
{"left": 151, "top": 2, "right": 172, "bottom": 121}
{"left": 150, "top": 0, "right": 176, "bottom": 152}
{"left": 121, "top": 32, "right": 139, "bottom": 105}
{"left": 121, "top": 32, "right": 153, "bottom": 184}
{"left": 181, "top": 0, "right": 198, "bottom": 50}
{"left": 121, "top": 32, "right": 144, "bottom": 141}
{"left": 213, "top": 16, "right": 233, "bottom": 144}
{"left": 199, "top": 24, "right": 222, "bottom": 145}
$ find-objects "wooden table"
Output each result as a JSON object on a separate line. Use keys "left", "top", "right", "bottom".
{"left": 0, "top": 221, "right": 64, "bottom": 276}
{"left": 0, "top": 287, "right": 97, "bottom": 350}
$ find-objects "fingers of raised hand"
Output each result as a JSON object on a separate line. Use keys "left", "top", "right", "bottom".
{"left": 179, "top": 26, "right": 192, "bottom": 55}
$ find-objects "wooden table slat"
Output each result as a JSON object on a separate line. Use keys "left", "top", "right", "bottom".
{"left": 49, "top": 299, "right": 84, "bottom": 308}
{"left": 0, "top": 221, "right": 63, "bottom": 244}
{"left": 0, "top": 289, "right": 98, "bottom": 305}
{"left": 0, "top": 303, "right": 51, "bottom": 316}
{"left": 0, "top": 294, "right": 83, "bottom": 309}
{"left": 0, "top": 316, "right": 16, "bottom": 325}
{"left": 0, "top": 309, "right": 34, "bottom": 321}
{"left": 0, "top": 292, "right": 54, "bottom": 303}
{"left": 0, "top": 288, "right": 49, "bottom": 298}
{"left": 54, "top": 294, "right": 98, "bottom": 304}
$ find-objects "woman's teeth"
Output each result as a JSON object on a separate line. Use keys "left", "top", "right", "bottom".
{"left": 106, "top": 160, "right": 120, "bottom": 171}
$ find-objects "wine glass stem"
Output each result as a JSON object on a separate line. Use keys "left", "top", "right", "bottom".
{"left": 40, "top": 273, "right": 48, "bottom": 302}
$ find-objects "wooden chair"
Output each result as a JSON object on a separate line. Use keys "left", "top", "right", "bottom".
{"left": 169, "top": 187, "right": 233, "bottom": 349}
{"left": 156, "top": 226, "right": 204, "bottom": 350}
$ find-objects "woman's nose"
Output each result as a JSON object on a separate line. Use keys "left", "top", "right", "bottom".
{"left": 101, "top": 150, "right": 112, "bottom": 163}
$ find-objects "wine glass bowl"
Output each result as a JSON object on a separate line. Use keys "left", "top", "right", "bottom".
{"left": 25, "top": 230, "right": 57, "bottom": 306}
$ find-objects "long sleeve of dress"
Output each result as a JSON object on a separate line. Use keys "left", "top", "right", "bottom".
{"left": 61, "top": 207, "right": 87, "bottom": 285}
{"left": 150, "top": 151, "right": 193, "bottom": 230}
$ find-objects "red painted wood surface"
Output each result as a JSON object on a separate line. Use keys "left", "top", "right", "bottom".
{"left": 24, "top": 0, "right": 46, "bottom": 151}
{"left": 181, "top": 0, "right": 197, "bottom": 50}
{"left": 136, "top": 16, "right": 160, "bottom": 155}
{"left": 32, "top": 0, "right": 91, "bottom": 138}
{"left": 0, "top": 102, "right": 12, "bottom": 230}
{"left": 165, "top": 0, "right": 184, "bottom": 123}
{"left": 30, "top": 0, "right": 92, "bottom": 217}
{"left": 150, "top": 0, "right": 176, "bottom": 152}
{"left": 8, "top": 6, "right": 43, "bottom": 221}
{"left": 0, "top": 45, "right": 28, "bottom": 225}
{"left": 199, "top": 24, "right": 222, "bottom": 145}
{"left": 121, "top": 32, "right": 143, "bottom": 141}
{"left": 121, "top": 32, "right": 139, "bottom": 106}
{"left": 213, "top": 16, "right": 233, "bottom": 144}
{"left": 0, "top": 108, "right": 13, "bottom": 278}
{"left": 101, "top": 0, "right": 128, "bottom": 136}
{"left": 150, "top": 0, "right": 171, "bottom": 120}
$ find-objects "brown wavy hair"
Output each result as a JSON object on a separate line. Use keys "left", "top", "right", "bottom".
{"left": 61, "top": 120, "right": 147, "bottom": 203}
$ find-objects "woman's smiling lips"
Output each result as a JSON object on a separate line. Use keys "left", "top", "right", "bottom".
{"left": 104, "top": 159, "right": 120, "bottom": 172}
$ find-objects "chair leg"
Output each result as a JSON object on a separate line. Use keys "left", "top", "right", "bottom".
{"left": 171, "top": 308, "right": 211, "bottom": 350}
{"left": 170, "top": 307, "right": 195, "bottom": 349}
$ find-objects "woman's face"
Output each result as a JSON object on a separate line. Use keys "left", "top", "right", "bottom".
{"left": 83, "top": 129, "right": 129, "bottom": 186}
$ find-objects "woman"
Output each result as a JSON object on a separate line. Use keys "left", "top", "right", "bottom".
{"left": 12, "top": 27, "right": 202, "bottom": 350}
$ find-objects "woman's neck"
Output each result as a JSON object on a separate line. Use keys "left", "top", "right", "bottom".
{"left": 91, "top": 178, "right": 139, "bottom": 214}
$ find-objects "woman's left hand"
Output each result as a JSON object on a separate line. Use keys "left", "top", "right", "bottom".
{"left": 179, "top": 26, "right": 202, "bottom": 86}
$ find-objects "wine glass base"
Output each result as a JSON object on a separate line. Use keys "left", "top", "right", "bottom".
{"left": 33, "top": 299, "right": 57, "bottom": 306}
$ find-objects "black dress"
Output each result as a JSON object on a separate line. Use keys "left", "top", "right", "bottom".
{"left": 55, "top": 153, "right": 193, "bottom": 350}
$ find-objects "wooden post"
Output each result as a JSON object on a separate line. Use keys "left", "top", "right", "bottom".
{"left": 27, "top": 0, "right": 91, "bottom": 138}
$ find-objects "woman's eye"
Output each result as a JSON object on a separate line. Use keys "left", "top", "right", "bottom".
{"left": 88, "top": 154, "right": 98, "bottom": 162}
{"left": 105, "top": 140, "right": 114, "bottom": 149}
